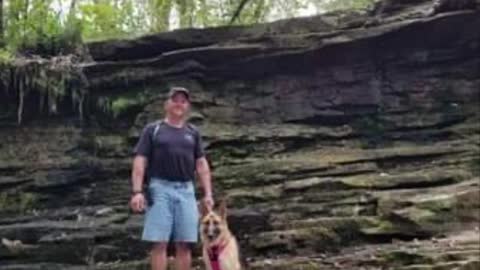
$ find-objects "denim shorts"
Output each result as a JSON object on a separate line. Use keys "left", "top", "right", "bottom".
{"left": 142, "top": 178, "right": 199, "bottom": 243}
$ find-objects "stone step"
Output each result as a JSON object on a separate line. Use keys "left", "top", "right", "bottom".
{"left": 399, "top": 260, "right": 480, "bottom": 270}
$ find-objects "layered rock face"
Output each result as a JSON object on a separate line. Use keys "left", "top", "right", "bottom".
{"left": 0, "top": 0, "right": 479, "bottom": 269}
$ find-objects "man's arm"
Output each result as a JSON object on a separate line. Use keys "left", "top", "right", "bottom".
{"left": 196, "top": 157, "right": 213, "bottom": 201}
{"left": 130, "top": 124, "right": 152, "bottom": 212}
{"left": 131, "top": 155, "right": 148, "bottom": 193}
{"left": 130, "top": 155, "right": 147, "bottom": 212}
{"left": 193, "top": 127, "right": 213, "bottom": 208}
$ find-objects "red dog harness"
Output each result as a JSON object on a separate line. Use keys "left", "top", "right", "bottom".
{"left": 207, "top": 240, "right": 228, "bottom": 270}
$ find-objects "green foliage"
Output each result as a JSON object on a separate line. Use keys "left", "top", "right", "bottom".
{"left": 79, "top": 0, "right": 145, "bottom": 41}
{"left": 469, "top": 157, "right": 480, "bottom": 176}
{"left": 0, "top": 47, "right": 12, "bottom": 63}
{"left": 192, "top": 0, "right": 271, "bottom": 27}
{"left": 95, "top": 90, "right": 151, "bottom": 119}
{"left": 351, "top": 111, "right": 388, "bottom": 148}
{"left": 2, "top": 0, "right": 83, "bottom": 55}
{"left": 0, "top": 192, "right": 38, "bottom": 213}
{"left": 1, "top": 55, "right": 87, "bottom": 124}
{"left": 0, "top": 0, "right": 377, "bottom": 53}
{"left": 316, "top": 0, "right": 377, "bottom": 11}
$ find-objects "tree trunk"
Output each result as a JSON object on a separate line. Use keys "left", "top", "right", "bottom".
{"left": 69, "top": 0, "right": 77, "bottom": 15}
{"left": 230, "top": 0, "right": 252, "bottom": 24}
{"left": 0, "top": 0, "right": 4, "bottom": 46}
{"left": 151, "top": 0, "right": 172, "bottom": 32}
{"left": 67, "top": 0, "right": 77, "bottom": 23}
{"left": 22, "top": 0, "right": 30, "bottom": 43}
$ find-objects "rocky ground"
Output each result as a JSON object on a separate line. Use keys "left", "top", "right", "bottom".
{"left": 0, "top": 0, "right": 479, "bottom": 269}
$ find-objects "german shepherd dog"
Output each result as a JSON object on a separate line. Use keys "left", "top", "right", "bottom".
{"left": 199, "top": 200, "right": 242, "bottom": 270}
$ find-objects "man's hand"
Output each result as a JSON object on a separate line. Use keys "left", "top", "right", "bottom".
{"left": 130, "top": 193, "right": 146, "bottom": 213}
{"left": 204, "top": 195, "right": 214, "bottom": 211}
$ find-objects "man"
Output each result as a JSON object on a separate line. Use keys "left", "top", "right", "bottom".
{"left": 130, "top": 87, "right": 214, "bottom": 270}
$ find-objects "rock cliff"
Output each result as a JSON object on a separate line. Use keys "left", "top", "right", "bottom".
{"left": 0, "top": 0, "right": 479, "bottom": 269}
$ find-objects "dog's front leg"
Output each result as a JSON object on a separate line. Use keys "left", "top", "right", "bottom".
{"left": 202, "top": 248, "right": 213, "bottom": 270}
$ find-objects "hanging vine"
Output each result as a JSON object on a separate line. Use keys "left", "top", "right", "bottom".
{"left": 0, "top": 55, "right": 89, "bottom": 124}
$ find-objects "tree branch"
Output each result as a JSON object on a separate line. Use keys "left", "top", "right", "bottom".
{"left": 229, "top": 0, "right": 252, "bottom": 25}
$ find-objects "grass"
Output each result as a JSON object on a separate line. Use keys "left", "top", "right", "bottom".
{"left": 0, "top": 49, "right": 13, "bottom": 64}
{"left": 0, "top": 192, "right": 38, "bottom": 214}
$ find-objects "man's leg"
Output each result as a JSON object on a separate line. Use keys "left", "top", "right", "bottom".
{"left": 151, "top": 242, "right": 168, "bottom": 270}
{"left": 143, "top": 180, "right": 175, "bottom": 270}
{"left": 175, "top": 243, "right": 192, "bottom": 270}
{"left": 172, "top": 182, "right": 198, "bottom": 270}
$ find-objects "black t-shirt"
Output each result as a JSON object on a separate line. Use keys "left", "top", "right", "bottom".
{"left": 133, "top": 121, "right": 205, "bottom": 181}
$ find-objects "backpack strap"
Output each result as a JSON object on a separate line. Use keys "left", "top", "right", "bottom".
{"left": 144, "top": 120, "right": 164, "bottom": 197}
{"left": 151, "top": 120, "right": 196, "bottom": 141}
{"left": 151, "top": 120, "right": 198, "bottom": 142}
{"left": 151, "top": 120, "right": 165, "bottom": 141}
{"left": 185, "top": 123, "right": 198, "bottom": 133}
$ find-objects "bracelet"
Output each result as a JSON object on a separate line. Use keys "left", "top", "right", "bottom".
{"left": 132, "top": 190, "right": 143, "bottom": 196}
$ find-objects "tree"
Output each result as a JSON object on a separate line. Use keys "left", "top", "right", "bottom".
{"left": 230, "top": 0, "right": 251, "bottom": 24}
{"left": 0, "top": 0, "right": 3, "bottom": 46}
{"left": 148, "top": 0, "right": 173, "bottom": 32}
{"left": 1, "top": 0, "right": 378, "bottom": 53}
{"left": 315, "top": 0, "right": 376, "bottom": 12}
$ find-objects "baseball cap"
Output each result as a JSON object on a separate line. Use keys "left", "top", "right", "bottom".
{"left": 168, "top": 87, "right": 190, "bottom": 101}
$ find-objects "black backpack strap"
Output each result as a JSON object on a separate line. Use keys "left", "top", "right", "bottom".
{"left": 145, "top": 120, "right": 163, "bottom": 206}
{"left": 147, "top": 120, "right": 165, "bottom": 167}
{"left": 185, "top": 122, "right": 198, "bottom": 134}
{"left": 151, "top": 120, "right": 165, "bottom": 142}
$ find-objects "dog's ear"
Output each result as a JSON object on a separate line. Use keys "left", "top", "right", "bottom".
{"left": 198, "top": 199, "right": 209, "bottom": 217}
{"left": 218, "top": 198, "right": 227, "bottom": 220}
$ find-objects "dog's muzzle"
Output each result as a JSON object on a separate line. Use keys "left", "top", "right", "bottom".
{"left": 206, "top": 228, "right": 221, "bottom": 241}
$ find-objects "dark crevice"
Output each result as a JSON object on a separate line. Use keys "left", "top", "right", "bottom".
{"left": 371, "top": 176, "right": 457, "bottom": 191}
{"left": 338, "top": 150, "right": 467, "bottom": 166}
{"left": 360, "top": 231, "right": 432, "bottom": 244}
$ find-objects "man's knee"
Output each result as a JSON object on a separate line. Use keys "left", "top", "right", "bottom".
{"left": 151, "top": 242, "right": 168, "bottom": 254}
{"left": 175, "top": 243, "right": 192, "bottom": 256}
